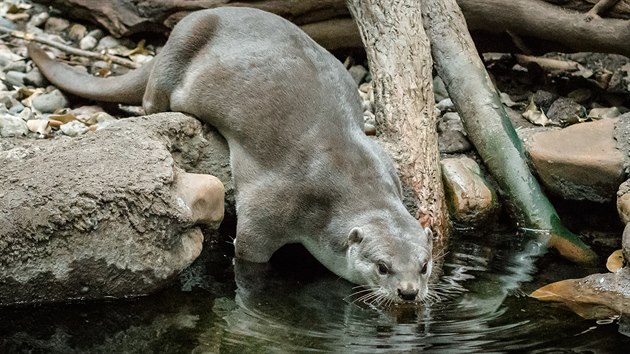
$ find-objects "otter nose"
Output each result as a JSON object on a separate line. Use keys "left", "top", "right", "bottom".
{"left": 397, "top": 288, "right": 418, "bottom": 301}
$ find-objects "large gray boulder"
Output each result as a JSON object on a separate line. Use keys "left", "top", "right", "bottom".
{"left": 0, "top": 112, "right": 231, "bottom": 305}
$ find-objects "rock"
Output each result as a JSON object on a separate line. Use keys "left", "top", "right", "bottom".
{"left": 567, "top": 88, "right": 592, "bottom": 104}
{"left": 31, "top": 89, "right": 69, "bottom": 113}
{"left": 23, "top": 67, "right": 47, "bottom": 87}
{"left": 364, "top": 123, "right": 376, "bottom": 136}
{"left": 363, "top": 109, "right": 375, "bottom": 123}
{"left": 623, "top": 223, "right": 630, "bottom": 262}
{"left": 0, "top": 17, "right": 17, "bottom": 30}
{"left": 531, "top": 269, "right": 630, "bottom": 319}
{"left": 88, "top": 29, "right": 105, "bottom": 40}
{"left": 97, "top": 35, "right": 121, "bottom": 50}
{"left": 79, "top": 35, "right": 98, "bottom": 51}
{"left": 4, "top": 71, "right": 26, "bottom": 88}
{"left": 0, "top": 113, "right": 228, "bottom": 306}
{"left": 532, "top": 90, "right": 558, "bottom": 112}
{"left": 348, "top": 65, "right": 368, "bottom": 86}
{"left": 546, "top": 97, "right": 587, "bottom": 126}
{"left": 526, "top": 118, "right": 626, "bottom": 202}
{"left": 436, "top": 98, "right": 454, "bottom": 112}
{"left": 28, "top": 12, "right": 49, "bottom": 28}
{"left": 437, "top": 112, "right": 472, "bottom": 153}
{"left": 68, "top": 24, "right": 88, "bottom": 41}
{"left": 617, "top": 181, "right": 630, "bottom": 224}
{"left": 441, "top": 157, "right": 497, "bottom": 226}
{"left": 60, "top": 120, "right": 89, "bottom": 136}
{"left": 0, "top": 46, "right": 22, "bottom": 67}
{"left": 26, "top": 119, "right": 51, "bottom": 136}
{"left": 433, "top": 76, "right": 449, "bottom": 102}
{"left": 3, "top": 60, "right": 27, "bottom": 73}
{"left": 44, "top": 17, "right": 70, "bottom": 33}
{"left": 588, "top": 107, "right": 621, "bottom": 120}
{"left": 8, "top": 101, "right": 24, "bottom": 115}
{"left": 0, "top": 114, "right": 29, "bottom": 137}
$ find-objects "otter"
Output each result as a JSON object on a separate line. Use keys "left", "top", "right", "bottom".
{"left": 28, "top": 7, "right": 433, "bottom": 304}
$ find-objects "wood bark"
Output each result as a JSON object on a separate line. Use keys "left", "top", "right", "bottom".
{"left": 346, "top": 0, "right": 448, "bottom": 248}
{"left": 460, "top": 0, "right": 630, "bottom": 57}
{"left": 31, "top": 0, "right": 630, "bottom": 56}
{"left": 422, "top": 0, "right": 598, "bottom": 264}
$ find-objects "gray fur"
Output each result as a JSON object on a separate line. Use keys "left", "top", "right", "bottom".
{"left": 29, "top": 7, "right": 433, "bottom": 303}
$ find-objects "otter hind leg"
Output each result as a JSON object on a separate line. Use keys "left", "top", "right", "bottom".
{"left": 142, "top": 12, "right": 221, "bottom": 114}
{"left": 234, "top": 230, "right": 285, "bottom": 263}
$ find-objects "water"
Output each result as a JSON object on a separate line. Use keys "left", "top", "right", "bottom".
{"left": 2, "top": 230, "right": 630, "bottom": 353}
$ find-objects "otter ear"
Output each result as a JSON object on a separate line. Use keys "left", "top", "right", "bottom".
{"left": 348, "top": 227, "right": 364, "bottom": 245}
{"left": 424, "top": 227, "right": 433, "bottom": 243}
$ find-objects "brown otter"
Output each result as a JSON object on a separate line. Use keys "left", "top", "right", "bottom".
{"left": 28, "top": 7, "right": 433, "bottom": 304}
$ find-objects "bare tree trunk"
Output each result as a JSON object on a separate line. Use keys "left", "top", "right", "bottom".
{"left": 423, "top": 0, "right": 598, "bottom": 264}
{"left": 346, "top": 0, "right": 448, "bottom": 249}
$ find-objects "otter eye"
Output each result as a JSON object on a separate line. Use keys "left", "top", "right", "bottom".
{"left": 377, "top": 262, "right": 389, "bottom": 275}
{"left": 420, "top": 262, "right": 428, "bottom": 275}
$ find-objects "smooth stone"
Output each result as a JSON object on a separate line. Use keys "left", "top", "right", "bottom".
{"left": 4, "top": 71, "right": 26, "bottom": 88}
{"left": 60, "top": 120, "right": 89, "bottom": 136}
{"left": 68, "top": 24, "right": 87, "bottom": 42}
{"left": 364, "top": 123, "right": 376, "bottom": 136}
{"left": 348, "top": 65, "right": 368, "bottom": 86}
{"left": 546, "top": 97, "right": 586, "bottom": 126}
{"left": 0, "top": 114, "right": 29, "bottom": 137}
{"left": 97, "top": 35, "right": 121, "bottom": 50}
{"left": 363, "top": 111, "right": 375, "bottom": 126}
{"left": 531, "top": 269, "right": 630, "bottom": 319}
{"left": 441, "top": 157, "right": 497, "bottom": 225}
{"left": 94, "top": 112, "right": 116, "bottom": 123}
{"left": 588, "top": 107, "right": 621, "bottom": 120}
{"left": 567, "top": 88, "right": 592, "bottom": 104}
{"left": 526, "top": 118, "right": 626, "bottom": 202}
{"left": 8, "top": 102, "right": 24, "bottom": 115}
{"left": 0, "top": 18, "right": 17, "bottom": 30}
{"left": 79, "top": 35, "right": 98, "bottom": 51}
{"left": 438, "top": 131, "right": 472, "bottom": 154}
{"left": 24, "top": 68, "right": 47, "bottom": 87}
{"left": 87, "top": 29, "right": 105, "bottom": 40}
{"left": 31, "top": 90, "right": 69, "bottom": 113}
{"left": 28, "top": 12, "right": 49, "bottom": 28}
{"left": 3, "top": 60, "right": 27, "bottom": 73}
{"left": 436, "top": 98, "right": 454, "bottom": 112}
{"left": 44, "top": 17, "right": 70, "bottom": 33}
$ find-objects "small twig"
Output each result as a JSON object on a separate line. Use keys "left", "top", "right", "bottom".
{"left": 0, "top": 25, "right": 140, "bottom": 69}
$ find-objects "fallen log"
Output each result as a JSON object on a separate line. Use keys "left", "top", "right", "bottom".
{"left": 31, "top": 0, "right": 630, "bottom": 57}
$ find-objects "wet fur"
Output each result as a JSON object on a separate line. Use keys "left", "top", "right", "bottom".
{"left": 29, "top": 7, "right": 433, "bottom": 303}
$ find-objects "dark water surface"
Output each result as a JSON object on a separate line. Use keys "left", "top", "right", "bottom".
{"left": 2, "top": 231, "right": 630, "bottom": 353}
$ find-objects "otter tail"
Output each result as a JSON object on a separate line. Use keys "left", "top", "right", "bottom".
{"left": 28, "top": 43, "right": 153, "bottom": 105}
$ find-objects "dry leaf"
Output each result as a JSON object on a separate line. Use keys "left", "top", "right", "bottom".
{"left": 521, "top": 97, "right": 551, "bottom": 126}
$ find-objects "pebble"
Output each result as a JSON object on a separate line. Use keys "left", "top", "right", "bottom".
{"left": 31, "top": 90, "right": 69, "bottom": 113}
{"left": 45, "top": 17, "right": 70, "bottom": 33}
{"left": 60, "top": 120, "right": 89, "bottom": 136}
{"left": 8, "top": 102, "right": 24, "bottom": 115}
{"left": 87, "top": 29, "right": 105, "bottom": 40}
{"left": 4, "top": 71, "right": 26, "bottom": 88}
{"left": 0, "top": 18, "right": 17, "bottom": 30}
{"left": 68, "top": 24, "right": 87, "bottom": 42}
{"left": 436, "top": 98, "right": 455, "bottom": 112}
{"left": 94, "top": 112, "right": 116, "bottom": 123}
{"left": 588, "top": 107, "right": 621, "bottom": 120}
{"left": 0, "top": 114, "right": 29, "bottom": 137}
{"left": 79, "top": 36, "right": 98, "bottom": 51}
{"left": 363, "top": 111, "right": 376, "bottom": 126}
{"left": 97, "top": 36, "right": 121, "bottom": 50}
{"left": 348, "top": 65, "right": 368, "bottom": 86}
{"left": 24, "top": 68, "right": 47, "bottom": 87}
{"left": 532, "top": 90, "right": 558, "bottom": 113}
{"left": 546, "top": 97, "right": 586, "bottom": 126}
{"left": 3, "top": 61, "right": 27, "bottom": 73}
{"left": 28, "top": 12, "right": 49, "bottom": 28}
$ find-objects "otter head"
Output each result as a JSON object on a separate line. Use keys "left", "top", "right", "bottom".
{"left": 345, "top": 225, "right": 433, "bottom": 306}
